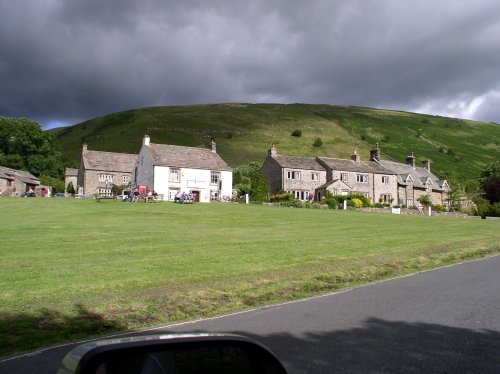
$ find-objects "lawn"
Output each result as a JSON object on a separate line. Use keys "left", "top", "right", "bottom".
{"left": 1, "top": 198, "right": 499, "bottom": 356}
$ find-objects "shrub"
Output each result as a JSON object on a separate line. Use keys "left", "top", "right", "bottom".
{"left": 326, "top": 195, "right": 338, "bottom": 209}
{"left": 433, "top": 204, "right": 446, "bottom": 213}
{"left": 472, "top": 196, "right": 490, "bottom": 218}
{"left": 269, "top": 193, "right": 295, "bottom": 203}
{"left": 313, "top": 137, "right": 323, "bottom": 147}
{"left": 351, "top": 198, "right": 363, "bottom": 208}
{"left": 490, "top": 202, "right": 500, "bottom": 217}
{"left": 66, "top": 181, "right": 75, "bottom": 195}
{"left": 291, "top": 129, "right": 302, "bottom": 137}
{"left": 418, "top": 194, "right": 432, "bottom": 206}
{"left": 249, "top": 172, "right": 270, "bottom": 202}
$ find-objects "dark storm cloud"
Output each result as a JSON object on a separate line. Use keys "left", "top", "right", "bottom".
{"left": 1, "top": 0, "right": 500, "bottom": 128}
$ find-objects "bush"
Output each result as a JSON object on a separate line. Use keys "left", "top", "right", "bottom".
{"left": 490, "top": 202, "right": 500, "bottom": 217}
{"left": 433, "top": 204, "right": 446, "bottom": 213}
{"left": 66, "top": 181, "right": 75, "bottom": 195}
{"left": 313, "top": 137, "right": 323, "bottom": 147}
{"left": 351, "top": 198, "right": 363, "bottom": 208}
{"left": 269, "top": 193, "right": 295, "bottom": 203}
{"left": 326, "top": 195, "right": 338, "bottom": 209}
{"left": 472, "top": 196, "right": 490, "bottom": 218}
{"left": 249, "top": 172, "right": 270, "bottom": 202}
{"left": 418, "top": 194, "right": 432, "bottom": 207}
{"left": 291, "top": 129, "right": 302, "bottom": 137}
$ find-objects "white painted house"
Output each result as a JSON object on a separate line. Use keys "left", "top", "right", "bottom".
{"left": 132, "top": 135, "right": 233, "bottom": 202}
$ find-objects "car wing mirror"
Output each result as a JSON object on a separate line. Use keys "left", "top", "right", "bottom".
{"left": 58, "top": 333, "right": 287, "bottom": 374}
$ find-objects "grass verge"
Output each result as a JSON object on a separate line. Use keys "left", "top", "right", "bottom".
{"left": 1, "top": 198, "right": 499, "bottom": 357}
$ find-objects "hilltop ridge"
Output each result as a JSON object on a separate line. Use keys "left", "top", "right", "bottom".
{"left": 54, "top": 103, "right": 500, "bottom": 180}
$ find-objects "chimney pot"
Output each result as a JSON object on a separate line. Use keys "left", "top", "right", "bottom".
{"left": 143, "top": 135, "right": 150, "bottom": 146}
{"left": 268, "top": 144, "right": 277, "bottom": 157}
{"left": 422, "top": 159, "right": 430, "bottom": 172}
{"left": 370, "top": 143, "right": 380, "bottom": 161}
{"left": 351, "top": 149, "right": 360, "bottom": 162}
{"left": 406, "top": 152, "right": 416, "bottom": 169}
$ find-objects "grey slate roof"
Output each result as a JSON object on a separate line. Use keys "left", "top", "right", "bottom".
{"left": 82, "top": 150, "right": 138, "bottom": 173}
{"left": 271, "top": 155, "right": 326, "bottom": 171}
{"left": 0, "top": 165, "right": 40, "bottom": 184}
{"left": 378, "top": 160, "right": 446, "bottom": 191}
{"left": 65, "top": 168, "right": 78, "bottom": 176}
{"left": 318, "top": 157, "right": 391, "bottom": 174}
{"left": 148, "top": 143, "right": 232, "bottom": 171}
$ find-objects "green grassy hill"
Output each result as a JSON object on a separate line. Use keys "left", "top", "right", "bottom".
{"left": 55, "top": 103, "right": 500, "bottom": 180}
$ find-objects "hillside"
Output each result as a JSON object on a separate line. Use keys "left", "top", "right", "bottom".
{"left": 54, "top": 103, "right": 500, "bottom": 181}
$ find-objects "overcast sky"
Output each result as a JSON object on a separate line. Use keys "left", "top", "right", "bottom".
{"left": 1, "top": 0, "right": 500, "bottom": 129}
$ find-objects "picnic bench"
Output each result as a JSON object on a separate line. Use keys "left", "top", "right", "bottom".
{"left": 96, "top": 194, "right": 117, "bottom": 202}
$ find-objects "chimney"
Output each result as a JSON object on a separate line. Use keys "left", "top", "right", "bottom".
{"left": 406, "top": 152, "right": 416, "bottom": 169}
{"left": 143, "top": 135, "right": 150, "bottom": 146}
{"left": 422, "top": 159, "right": 430, "bottom": 172}
{"left": 370, "top": 143, "right": 380, "bottom": 162}
{"left": 211, "top": 139, "right": 216, "bottom": 153}
{"left": 351, "top": 149, "right": 360, "bottom": 162}
{"left": 268, "top": 144, "right": 277, "bottom": 157}
{"left": 82, "top": 143, "right": 88, "bottom": 153}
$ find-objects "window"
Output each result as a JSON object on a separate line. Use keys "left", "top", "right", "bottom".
{"left": 211, "top": 171, "right": 220, "bottom": 185}
{"left": 380, "top": 194, "right": 392, "bottom": 204}
{"left": 291, "top": 190, "right": 309, "bottom": 201}
{"left": 311, "top": 173, "right": 319, "bottom": 181}
{"left": 169, "top": 169, "right": 180, "bottom": 182}
{"left": 340, "top": 173, "right": 348, "bottom": 182}
{"left": 382, "top": 176, "right": 389, "bottom": 185}
{"left": 99, "top": 174, "right": 113, "bottom": 183}
{"left": 286, "top": 171, "right": 301, "bottom": 180}
{"left": 122, "top": 176, "right": 129, "bottom": 184}
{"left": 98, "top": 188, "right": 112, "bottom": 195}
{"left": 356, "top": 174, "right": 368, "bottom": 183}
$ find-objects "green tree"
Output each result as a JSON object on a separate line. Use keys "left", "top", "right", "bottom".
{"left": 313, "top": 137, "right": 323, "bottom": 147}
{"left": 479, "top": 161, "right": 500, "bottom": 203}
{"left": 66, "top": 181, "right": 75, "bottom": 195}
{"left": 233, "top": 162, "right": 262, "bottom": 195}
{"left": 0, "top": 117, "right": 64, "bottom": 178}
{"left": 40, "top": 175, "right": 64, "bottom": 194}
{"left": 249, "top": 172, "right": 269, "bottom": 202}
{"left": 418, "top": 194, "right": 432, "bottom": 206}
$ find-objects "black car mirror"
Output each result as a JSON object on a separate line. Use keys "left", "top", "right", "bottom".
{"left": 57, "top": 333, "right": 287, "bottom": 374}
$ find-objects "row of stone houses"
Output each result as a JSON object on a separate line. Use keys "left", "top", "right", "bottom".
{"left": 261, "top": 144, "right": 450, "bottom": 207}
{"left": 0, "top": 165, "right": 41, "bottom": 197}
{"left": 67, "top": 135, "right": 449, "bottom": 206}
{"left": 67, "top": 136, "right": 233, "bottom": 203}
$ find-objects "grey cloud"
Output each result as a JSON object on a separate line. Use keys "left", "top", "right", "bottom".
{"left": 1, "top": 0, "right": 500, "bottom": 128}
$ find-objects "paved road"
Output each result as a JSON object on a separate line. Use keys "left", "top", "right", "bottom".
{"left": 2, "top": 255, "right": 500, "bottom": 373}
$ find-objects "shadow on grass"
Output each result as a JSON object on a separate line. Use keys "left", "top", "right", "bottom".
{"left": 0, "top": 304, "right": 126, "bottom": 357}
{"left": 183, "top": 318, "right": 500, "bottom": 373}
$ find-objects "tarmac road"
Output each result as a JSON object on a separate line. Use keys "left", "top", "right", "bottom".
{"left": 1, "top": 255, "right": 499, "bottom": 373}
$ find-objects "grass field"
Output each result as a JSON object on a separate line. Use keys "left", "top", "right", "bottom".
{"left": 1, "top": 198, "right": 499, "bottom": 356}
{"left": 55, "top": 103, "right": 500, "bottom": 180}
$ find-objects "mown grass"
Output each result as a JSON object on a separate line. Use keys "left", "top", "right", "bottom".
{"left": 1, "top": 198, "right": 499, "bottom": 356}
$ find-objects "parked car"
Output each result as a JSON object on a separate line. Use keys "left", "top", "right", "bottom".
{"left": 54, "top": 193, "right": 66, "bottom": 198}
{"left": 74, "top": 194, "right": 85, "bottom": 198}
{"left": 20, "top": 192, "right": 35, "bottom": 197}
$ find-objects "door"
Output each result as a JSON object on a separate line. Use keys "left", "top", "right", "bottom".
{"left": 191, "top": 190, "right": 200, "bottom": 202}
